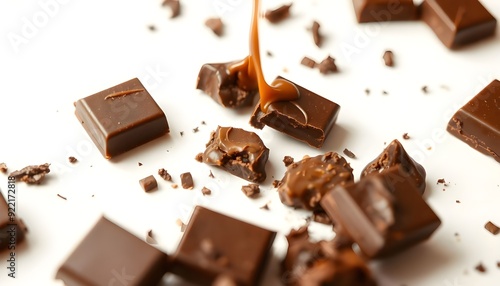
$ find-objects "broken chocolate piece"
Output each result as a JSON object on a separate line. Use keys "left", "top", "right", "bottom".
{"left": 241, "top": 183, "right": 260, "bottom": 198}
{"left": 139, "top": 175, "right": 158, "bottom": 192}
{"left": 180, "top": 172, "right": 194, "bottom": 189}
{"left": 264, "top": 3, "right": 292, "bottom": 23}
{"left": 283, "top": 156, "right": 294, "bottom": 167}
{"left": 343, "top": 148, "right": 356, "bottom": 159}
{"left": 318, "top": 56, "right": 338, "bottom": 74}
{"left": 162, "top": 0, "right": 181, "bottom": 18}
{"left": 383, "top": 50, "right": 394, "bottom": 67}
{"left": 485, "top": 221, "right": 500, "bottom": 235}
{"left": 158, "top": 168, "right": 172, "bottom": 181}
{"left": 201, "top": 126, "right": 269, "bottom": 183}
{"left": 68, "top": 157, "right": 77, "bottom": 163}
{"left": 300, "top": 56, "right": 317, "bottom": 69}
{"left": 201, "top": 187, "right": 212, "bottom": 196}
{"left": 205, "top": 17, "right": 223, "bottom": 36}
{"left": 0, "top": 163, "right": 7, "bottom": 173}
{"left": 475, "top": 262, "right": 487, "bottom": 273}
{"left": 402, "top": 133, "right": 410, "bottom": 140}
{"left": 311, "top": 21, "right": 322, "bottom": 47}
{"left": 9, "top": 163, "right": 50, "bottom": 185}
{"left": 352, "top": 0, "right": 418, "bottom": 23}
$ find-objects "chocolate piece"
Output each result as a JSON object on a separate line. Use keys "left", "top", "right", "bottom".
{"left": 68, "top": 156, "right": 77, "bottom": 163}
{"left": 147, "top": 25, "right": 156, "bottom": 32}
{"left": 171, "top": 206, "right": 276, "bottom": 286}
{"left": 201, "top": 187, "right": 212, "bottom": 196}
{"left": 0, "top": 163, "right": 7, "bottom": 173}
{"left": 318, "top": 56, "right": 338, "bottom": 74}
{"left": 57, "top": 194, "right": 67, "bottom": 200}
{"left": 195, "top": 153, "right": 203, "bottom": 162}
{"left": 241, "top": 183, "right": 260, "bottom": 198}
{"left": 162, "top": 0, "right": 181, "bottom": 18}
{"left": 139, "top": 175, "right": 158, "bottom": 192}
{"left": 278, "top": 152, "right": 354, "bottom": 210}
{"left": 382, "top": 50, "right": 394, "bottom": 67}
{"left": 201, "top": 126, "right": 269, "bottom": 183}
{"left": 205, "top": 17, "right": 223, "bottom": 36}
{"left": 158, "top": 168, "right": 172, "bottom": 181}
{"left": 9, "top": 163, "right": 50, "bottom": 185}
{"left": 146, "top": 230, "right": 157, "bottom": 244}
{"left": 447, "top": 80, "right": 500, "bottom": 163}
{"left": 56, "top": 216, "right": 169, "bottom": 285}
{"left": 321, "top": 165, "right": 441, "bottom": 259}
{"left": 311, "top": 21, "right": 322, "bottom": 47}
{"left": 180, "top": 172, "right": 194, "bottom": 189}
{"left": 138, "top": 162, "right": 143, "bottom": 166}
{"left": 300, "top": 56, "right": 317, "bottom": 69}
{"left": 0, "top": 191, "right": 27, "bottom": 251}
{"left": 343, "top": 148, "right": 356, "bottom": 159}
{"left": 75, "top": 78, "right": 169, "bottom": 159}
{"left": 485, "top": 221, "right": 500, "bottom": 235}
{"left": 264, "top": 3, "right": 292, "bottom": 23}
{"left": 421, "top": 0, "right": 497, "bottom": 49}
{"left": 361, "top": 139, "right": 426, "bottom": 195}
{"left": 475, "top": 262, "right": 487, "bottom": 273}
{"left": 283, "top": 155, "right": 294, "bottom": 167}
{"left": 422, "top": 86, "right": 429, "bottom": 94}
{"left": 402, "top": 133, "right": 410, "bottom": 140}
{"left": 352, "top": 0, "right": 418, "bottom": 23}
{"left": 196, "top": 61, "right": 258, "bottom": 108}
{"left": 250, "top": 76, "right": 341, "bottom": 148}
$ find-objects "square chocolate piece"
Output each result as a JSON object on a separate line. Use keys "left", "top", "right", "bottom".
{"left": 421, "top": 0, "right": 497, "bottom": 48}
{"left": 447, "top": 79, "right": 500, "bottom": 163}
{"left": 352, "top": 0, "right": 418, "bottom": 23}
{"left": 75, "top": 78, "right": 169, "bottom": 159}
{"left": 56, "top": 216, "right": 169, "bottom": 286}
{"left": 250, "top": 76, "right": 340, "bottom": 148}
{"left": 171, "top": 206, "right": 276, "bottom": 285}
{"left": 0, "top": 190, "right": 27, "bottom": 251}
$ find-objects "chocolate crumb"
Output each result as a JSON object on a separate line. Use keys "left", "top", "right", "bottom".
{"left": 158, "top": 168, "right": 172, "bottom": 181}
{"left": 9, "top": 163, "right": 50, "bottom": 184}
{"left": 342, "top": 148, "right": 356, "bottom": 159}
{"left": 147, "top": 25, "right": 156, "bottom": 32}
{"left": 201, "top": 187, "right": 212, "bottom": 196}
{"left": 195, "top": 153, "right": 203, "bottom": 162}
{"left": 180, "top": 172, "right": 194, "bottom": 189}
{"left": 300, "top": 56, "right": 317, "bottom": 69}
{"left": 475, "top": 262, "right": 486, "bottom": 273}
{"left": 0, "top": 162, "right": 8, "bottom": 173}
{"left": 311, "top": 20, "right": 322, "bottom": 47}
{"left": 485, "top": 221, "right": 500, "bottom": 235}
{"left": 383, "top": 50, "right": 394, "bottom": 67}
{"left": 146, "top": 230, "right": 157, "bottom": 244}
{"left": 205, "top": 18, "right": 223, "bottom": 36}
{"left": 139, "top": 175, "right": 158, "bottom": 192}
{"left": 241, "top": 183, "right": 260, "bottom": 198}
{"left": 497, "top": 261, "right": 500, "bottom": 268}
{"left": 312, "top": 210, "right": 332, "bottom": 225}
{"left": 365, "top": 88, "right": 370, "bottom": 95}
{"left": 318, "top": 55, "right": 338, "bottom": 74}
{"left": 402, "top": 133, "right": 410, "bottom": 140}
{"left": 193, "top": 127, "right": 199, "bottom": 133}
{"left": 260, "top": 203, "right": 270, "bottom": 210}
{"left": 382, "top": 90, "right": 389, "bottom": 95}
{"left": 422, "top": 86, "right": 429, "bottom": 94}
{"left": 266, "top": 50, "right": 273, "bottom": 57}
{"left": 437, "top": 178, "right": 447, "bottom": 185}
{"left": 68, "top": 157, "right": 78, "bottom": 163}
{"left": 283, "top": 156, "right": 294, "bottom": 167}
{"left": 162, "top": 0, "right": 180, "bottom": 18}
{"left": 138, "top": 162, "right": 143, "bottom": 166}
{"left": 57, "top": 194, "right": 67, "bottom": 200}
{"left": 201, "top": 120, "right": 206, "bottom": 125}
{"left": 209, "top": 170, "right": 215, "bottom": 178}
{"left": 171, "top": 184, "right": 178, "bottom": 189}
{"left": 264, "top": 3, "right": 292, "bottom": 23}
{"left": 272, "top": 180, "right": 281, "bottom": 188}
{"left": 180, "top": 131, "right": 184, "bottom": 136}
{"left": 456, "top": 200, "right": 461, "bottom": 203}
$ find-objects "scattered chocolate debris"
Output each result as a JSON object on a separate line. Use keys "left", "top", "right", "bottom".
{"left": 264, "top": 3, "right": 292, "bottom": 23}
{"left": 365, "top": 88, "right": 370, "bottom": 95}
{"left": 402, "top": 133, "right": 410, "bottom": 140}
{"left": 139, "top": 175, "right": 158, "bottom": 192}
{"left": 205, "top": 18, "right": 223, "bottom": 36}
{"left": 456, "top": 200, "right": 461, "bottom": 203}
{"left": 241, "top": 183, "right": 260, "bottom": 198}
{"left": 342, "top": 148, "right": 356, "bottom": 159}
{"left": 437, "top": 178, "right": 448, "bottom": 186}
{"left": 475, "top": 262, "right": 486, "bottom": 273}
{"left": 260, "top": 203, "right": 270, "bottom": 210}
{"left": 266, "top": 50, "right": 273, "bottom": 57}
{"left": 312, "top": 210, "right": 332, "bottom": 225}
{"left": 193, "top": 127, "right": 199, "bottom": 133}
{"left": 146, "top": 230, "right": 157, "bottom": 244}
{"left": 180, "top": 131, "right": 184, "bottom": 136}
{"left": 68, "top": 157, "right": 77, "bottom": 163}
{"left": 300, "top": 56, "right": 317, "bottom": 69}
{"left": 180, "top": 172, "right": 194, "bottom": 189}
{"left": 195, "top": 153, "right": 203, "bottom": 162}
{"left": 0, "top": 162, "right": 7, "bottom": 173}
{"left": 57, "top": 194, "right": 67, "bottom": 200}
{"left": 158, "top": 168, "right": 172, "bottom": 181}
{"left": 382, "top": 90, "right": 389, "bottom": 95}
{"left": 422, "top": 86, "right": 429, "bottom": 94}
{"left": 201, "top": 187, "right": 212, "bottom": 196}
{"left": 311, "top": 20, "right": 322, "bottom": 47}
{"left": 209, "top": 170, "right": 215, "bottom": 178}
{"left": 162, "top": 0, "right": 181, "bottom": 18}
{"left": 272, "top": 180, "right": 280, "bottom": 188}
{"left": 383, "top": 50, "right": 394, "bottom": 67}
{"left": 138, "top": 162, "right": 143, "bottom": 166}
{"left": 147, "top": 25, "right": 157, "bottom": 32}
{"left": 485, "top": 221, "right": 500, "bottom": 235}
{"left": 283, "top": 156, "right": 294, "bottom": 167}
{"left": 318, "top": 55, "right": 338, "bottom": 74}
{"left": 9, "top": 163, "right": 50, "bottom": 184}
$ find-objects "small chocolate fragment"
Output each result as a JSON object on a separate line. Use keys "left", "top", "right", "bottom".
{"left": 180, "top": 172, "right": 194, "bottom": 189}
{"left": 317, "top": 56, "right": 338, "bottom": 74}
{"left": 278, "top": 152, "right": 354, "bottom": 210}
{"left": 321, "top": 165, "right": 441, "bottom": 259}
{"left": 264, "top": 3, "right": 292, "bottom": 23}
{"left": 57, "top": 194, "right": 67, "bottom": 200}
{"left": 250, "top": 76, "right": 341, "bottom": 148}
{"left": 171, "top": 206, "right": 276, "bottom": 286}
{"left": 0, "top": 163, "right": 7, "bottom": 173}
{"left": 422, "top": 86, "right": 429, "bottom": 94}
{"left": 241, "top": 183, "right": 260, "bottom": 198}
{"left": 196, "top": 61, "right": 258, "bottom": 108}
{"left": 74, "top": 78, "right": 169, "bottom": 159}
{"left": 56, "top": 217, "right": 169, "bottom": 285}
{"left": 361, "top": 139, "right": 426, "bottom": 195}
{"left": 475, "top": 262, "right": 487, "bottom": 273}
{"left": 311, "top": 21, "right": 322, "bottom": 47}
{"left": 9, "top": 163, "right": 50, "bottom": 185}
{"left": 162, "top": 0, "right": 181, "bottom": 18}
{"left": 68, "top": 157, "right": 77, "bottom": 163}
{"left": 0, "top": 192, "right": 27, "bottom": 250}
{"left": 421, "top": 0, "right": 497, "bottom": 49}
{"left": 205, "top": 17, "right": 223, "bottom": 36}
{"left": 195, "top": 153, "right": 203, "bottom": 162}
{"left": 201, "top": 126, "right": 269, "bottom": 183}
{"left": 138, "top": 162, "right": 143, "bottom": 166}
{"left": 283, "top": 156, "right": 294, "bottom": 167}
{"left": 158, "top": 168, "right": 172, "bottom": 181}
{"left": 343, "top": 148, "right": 356, "bottom": 159}
{"left": 437, "top": 178, "right": 446, "bottom": 185}
{"left": 193, "top": 127, "right": 199, "bottom": 133}
{"left": 383, "top": 50, "right": 394, "bottom": 67}
{"left": 147, "top": 25, "right": 156, "bottom": 32}
{"left": 209, "top": 170, "right": 215, "bottom": 178}
{"left": 485, "top": 221, "right": 500, "bottom": 235}
{"left": 139, "top": 175, "right": 158, "bottom": 192}
{"left": 201, "top": 187, "right": 212, "bottom": 196}
{"left": 352, "top": 0, "right": 418, "bottom": 23}
{"left": 402, "top": 133, "right": 410, "bottom": 140}
{"left": 300, "top": 56, "right": 317, "bottom": 69}
{"left": 446, "top": 80, "right": 500, "bottom": 163}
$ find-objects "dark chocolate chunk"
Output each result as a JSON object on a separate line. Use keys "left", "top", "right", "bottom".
{"left": 321, "top": 165, "right": 441, "bottom": 259}
{"left": 475, "top": 262, "right": 487, "bottom": 273}
{"left": 361, "top": 139, "right": 426, "bottom": 195}
{"left": 300, "top": 56, "right": 317, "bottom": 69}
{"left": 311, "top": 21, "right": 322, "bottom": 47}
{"left": 241, "top": 183, "right": 260, "bottom": 198}
{"left": 180, "top": 172, "right": 194, "bottom": 189}
{"left": 278, "top": 152, "right": 354, "bottom": 210}
{"left": 352, "top": 0, "right": 418, "bottom": 23}
{"left": 283, "top": 155, "right": 294, "bottom": 167}
{"left": 437, "top": 178, "right": 446, "bottom": 184}
{"left": 264, "top": 3, "right": 292, "bottom": 23}
{"left": 318, "top": 56, "right": 338, "bottom": 74}
{"left": 343, "top": 148, "right": 356, "bottom": 159}
{"left": 485, "top": 221, "right": 500, "bottom": 235}
{"left": 74, "top": 78, "right": 169, "bottom": 159}
{"left": 162, "top": 0, "right": 181, "bottom": 18}
{"left": 383, "top": 50, "right": 394, "bottom": 67}
{"left": 201, "top": 126, "right": 269, "bottom": 183}
{"left": 158, "top": 168, "right": 172, "bottom": 181}
{"left": 0, "top": 163, "right": 7, "bottom": 173}
{"left": 421, "top": 0, "right": 497, "bottom": 49}
{"left": 139, "top": 175, "right": 158, "bottom": 192}
{"left": 446, "top": 80, "right": 500, "bottom": 163}
{"left": 250, "top": 76, "right": 341, "bottom": 148}
{"left": 171, "top": 206, "right": 276, "bottom": 286}
{"left": 138, "top": 162, "right": 143, "bottom": 166}
{"left": 201, "top": 187, "right": 212, "bottom": 196}
{"left": 0, "top": 191, "right": 27, "bottom": 251}
{"left": 68, "top": 156, "right": 77, "bottom": 163}
{"left": 205, "top": 17, "right": 224, "bottom": 36}
{"left": 9, "top": 163, "right": 50, "bottom": 185}
{"left": 56, "top": 216, "right": 169, "bottom": 286}
{"left": 196, "top": 61, "right": 258, "bottom": 108}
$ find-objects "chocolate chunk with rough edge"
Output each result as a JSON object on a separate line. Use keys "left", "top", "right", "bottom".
{"left": 265, "top": 3, "right": 292, "bottom": 23}
{"left": 139, "top": 175, "right": 158, "bottom": 192}
{"left": 9, "top": 163, "right": 50, "bottom": 185}
{"left": 205, "top": 17, "right": 224, "bottom": 36}
{"left": 180, "top": 172, "right": 194, "bottom": 189}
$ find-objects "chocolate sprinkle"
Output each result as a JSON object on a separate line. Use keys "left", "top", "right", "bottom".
{"left": 311, "top": 20, "right": 322, "bottom": 47}
{"left": 57, "top": 194, "right": 67, "bottom": 200}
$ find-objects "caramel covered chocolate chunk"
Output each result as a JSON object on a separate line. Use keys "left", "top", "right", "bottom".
{"left": 196, "top": 61, "right": 258, "bottom": 108}
{"left": 321, "top": 165, "right": 441, "bottom": 259}
{"left": 447, "top": 79, "right": 500, "bottom": 163}
{"left": 421, "top": 0, "right": 497, "bottom": 48}
{"left": 74, "top": 78, "right": 169, "bottom": 159}
{"left": 361, "top": 139, "right": 426, "bottom": 195}
{"left": 200, "top": 126, "right": 269, "bottom": 183}
{"left": 278, "top": 152, "right": 354, "bottom": 211}
{"left": 352, "top": 0, "right": 418, "bottom": 23}
{"left": 171, "top": 206, "right": 276, "bottom": 286}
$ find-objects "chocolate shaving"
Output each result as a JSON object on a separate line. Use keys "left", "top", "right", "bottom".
{"left": 57, "top": 194, "right": 67, "bottom": 200}
{"left": 485, "top": 221, "right": 500, "bottom": 235}
{"left": 343, "top": 148, "right": 356, "bottom": 159}
{"left": 264, "top": 3, "right": 292, "bottom": 23}
{"left": 205, "top": 18, "right": 223, "bottom": 36}
{"left": 209, "top": 170, "right": 215, "bottom": 178}
{"left": 318, "top": 55, "right": 338, "bottom": 74}
{"left": 104, "top": 89, "right": 144, "bottom": 100}
{"left": 162, "top": 0, "right": 181, "bottom": 18}
{"left": 9, "top": 163, "right": 50, "bottom": 184}
{"left": 311, "top": 20, "right": 322, "bottom": 47}
{"left": 241, "top": 183, "right": 260, "bottom": 198}
{"left": 402, "top": 133, "right": 410, "bottom": 140}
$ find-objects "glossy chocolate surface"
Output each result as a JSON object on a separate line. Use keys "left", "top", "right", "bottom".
{"left": 250, "top": 76, "right": 341, "bottom": 148}
{"left": 171, "top": 206, "right": 276, "bottom": 286}
{"left": 201, "top": 126, "right": 269, "bottom": 183}
{"left": 56, "top": 216, "right": 169, "bottom": 286}
{"left": 321, "top": 165, "right": 441, "bottom": 259}
{"left": 278, "top": 152, "right": 354, "bottom": 210}
{"left": 447, "top": 79, "right": 500, "bottom": 163}
{"left": 0, "top": 191, "right": 27, "bottom": 251}
{"left": 352, "top": 0, "right": 418, "bottom": 23}
{"left": 75, "top": 78, "right": 169, "bottom": 159}
{"left": 421, "top": 0, "right": 497, "bottom": 48}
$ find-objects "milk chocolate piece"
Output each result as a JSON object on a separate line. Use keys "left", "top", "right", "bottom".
{"left": 139, "top": 175, "right": 158, "bottom": 192}
{"left": 241, "top": 183, "right": 260, "bottom": 198}
{"left": 205, "top": 17, "right": 223, "bottom": 36}
{"left": 196, "top": 61, "right": 258, "bottom": 108}
{"left": 361, "top": 139, "right": 426, "bottom": 195}
{"left": 180, "top": 172, "right": 194, "bottom": 189}
{"left": 56, "top": 216, "right": 169, "bottom": 286}
{"left": 74, "top": 78, "right": 169, "bottom": 159}
{"left": 9, "top": 163, "right": 50, "bottom": 185}
{"left": 250, "top": 76, "right": 340, "bottom": 148}
{"left": 446, "top": 80, "right": 500, "bottom": 163}
{"left": 318, "top": 56, "right": 338, "bottom": 74}
{"left": 484, "top": 221, "right": 500, "bottom": 235}
{"left": 278, "top": 152, "right": 354, "bottom": 211}
{"left": 300, "top": 56, "right": 317, "bottom": 69}
{"left": 311, "top": 21, "right": 322, "bottom": 47}
{"left": 421, "top": 0, "right": 497, "bottom": 49}
{"left": 382, "top": 50, "right": 394, "bottom": 67}
{"left": 171, "top": 206, "right": 276, "bottom": 286}
{"left": 321, "top": 165, "right": 441, "bottom": 259}
{"left": 201, "top": 126, "right": 269, "bottom": 183}
{"left": 0, "top": 191, "right": 27, "bottom": 251}
{"left": 162, "top": 0, "right": 180, "bottom": 18}
{"left": 352, "top": 0, "right": 418, "bottom": 23}
{"left": 264, "top": 3, "right": 292, "bottom": 23}
{"left": 0, "top": 163, "right": 7, "bottom": 173}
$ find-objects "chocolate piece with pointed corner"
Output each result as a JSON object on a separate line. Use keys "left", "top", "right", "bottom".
{"left": 352, "top": 0, "right": 418, "bottom": 23}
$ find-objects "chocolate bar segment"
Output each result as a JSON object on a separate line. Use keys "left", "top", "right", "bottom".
{"left": 321, "top": 165, "right": 441, "bottom": 259}
{"left": 171, "top": 206, "right": 276, "bottom": 286}
{"left": 447, "top": 79, "right": 500, "bottom": 163}
{"left": 0, "top": 190, "right": 27, "bottom": 251}
{"left": 56, "top": 216, "right": 169, "bottom": 286}
{"left": 421, "top": 0, "right": 497, "bottom": 48}
{"left": 201, "top": 126, "right": 269, "bottom": 183}
{"left": 75, "top": 78, "right": 169, "bottom": 159}
{"left": 250, "top": 76, "right": 340, "bottom": 148}
{"left": 352, "top": 0, "right": 418, "bottom": 23}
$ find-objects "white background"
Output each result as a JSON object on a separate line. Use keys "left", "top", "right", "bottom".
{"left": 0, "top": 0, "right": 499, "bottom": 285}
